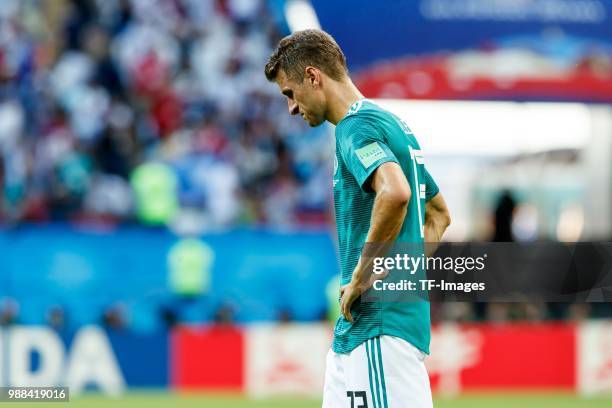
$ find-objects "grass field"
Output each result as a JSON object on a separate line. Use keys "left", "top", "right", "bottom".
{"left": 6, "top": 392, "right": 612, "bottom": 408}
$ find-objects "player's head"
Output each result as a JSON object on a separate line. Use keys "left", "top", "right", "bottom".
{"left": 265, "top": 29, "right": 348, "bottom": 127}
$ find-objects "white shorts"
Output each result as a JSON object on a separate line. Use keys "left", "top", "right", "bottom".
{"left": 322, "top": 336, "right": 432, "bottom": 408}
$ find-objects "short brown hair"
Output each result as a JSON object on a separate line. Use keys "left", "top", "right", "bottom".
{"left": 265, "top": 29, "right": 348, "bottom": 82}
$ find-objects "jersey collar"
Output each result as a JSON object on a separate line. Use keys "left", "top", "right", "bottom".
{"left": 338, "top": 98, "right": 368, "bottom": 125}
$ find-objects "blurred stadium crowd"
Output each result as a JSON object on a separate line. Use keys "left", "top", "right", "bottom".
{"left": 0, "top": 0, "right": 609, "bottom": 332}
{"left": 0, "top": 0, "right": 332, "bottom": 230}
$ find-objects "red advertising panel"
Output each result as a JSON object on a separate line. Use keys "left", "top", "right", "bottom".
{"left": 428, "top": 323, "right": 576, "bottom": 392}
{"left": 171, "top": 325, "right": 244, "bottom": 391}
{"left": 168, "top": 322, "right": 605, "bottom": 394}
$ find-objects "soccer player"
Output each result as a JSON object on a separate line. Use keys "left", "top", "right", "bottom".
{"left": 265, "top": 30, "right": 451, "bottom": 408}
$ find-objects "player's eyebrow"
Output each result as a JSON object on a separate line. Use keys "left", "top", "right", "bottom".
{"left": 281, "top": 88, "right": 293, "bottom": 98}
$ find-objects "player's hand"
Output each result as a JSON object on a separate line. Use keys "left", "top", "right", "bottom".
{"left": 339, "top": 281, "right": 363, "bottom": 323}
{"left": 340, "top": 268, "right": 389, "bottom": 323}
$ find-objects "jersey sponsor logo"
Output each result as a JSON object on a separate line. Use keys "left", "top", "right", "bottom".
{"left": 355, "top": 142, "right": 386, "bottom": 168}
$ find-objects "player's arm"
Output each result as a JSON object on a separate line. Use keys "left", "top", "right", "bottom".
{"left": 364, "top": 161, "right": 410, "bottom": 242}
{"left": 340, "top": 162, "right": 410, "bottom": 322}
{"left": 424, "top": 192, "right": 451, "bottom": 257}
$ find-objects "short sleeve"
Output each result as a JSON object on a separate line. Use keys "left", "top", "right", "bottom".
{"left": 424, "top": 167, "right": 439, "bottom": 201}
{"left": 339, "top": 118, "right": 399, "bottom": 191}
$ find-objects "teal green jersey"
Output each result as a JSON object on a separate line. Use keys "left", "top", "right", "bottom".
{"left": 332, "top": 99, "right": 439, "bottom": 355}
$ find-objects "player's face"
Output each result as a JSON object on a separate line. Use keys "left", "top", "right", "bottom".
{"left": 276, "top": 70, "right": 327, "bottom": 127}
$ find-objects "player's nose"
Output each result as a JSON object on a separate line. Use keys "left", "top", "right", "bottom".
{"left": 288, "top": 100, "right": 299, "bottom": 115}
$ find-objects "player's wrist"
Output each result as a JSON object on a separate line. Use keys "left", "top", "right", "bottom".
{"left": 348, "top": 276, "right": 369, "bottom": 293}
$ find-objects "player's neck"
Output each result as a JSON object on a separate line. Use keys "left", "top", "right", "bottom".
{"left": 325, "top": 79, "right": 365, "bottom": 126}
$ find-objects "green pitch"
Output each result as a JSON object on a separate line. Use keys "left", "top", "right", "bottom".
{"left": 6, "top": 392, "right": 612, "bottom": 408}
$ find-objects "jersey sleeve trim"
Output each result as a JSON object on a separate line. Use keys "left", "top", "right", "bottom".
{"left": 356, "top": 156, "right": 398, "bottom": 191}
{"left": 337, "top": 115, "right": 400, "bottom": 192}
{"left": 424, "top": 168, "right": 439, "bottom": 201}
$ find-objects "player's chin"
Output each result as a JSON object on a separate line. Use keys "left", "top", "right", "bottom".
{"left": 307, "top": 116, "right": 325, "bottom": 127}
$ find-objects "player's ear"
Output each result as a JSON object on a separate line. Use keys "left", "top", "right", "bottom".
{"left": 305, "top": 66, "right": 320, "bottom": 88}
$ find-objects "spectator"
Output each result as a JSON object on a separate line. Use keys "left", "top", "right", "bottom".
{"left": 0, "top": 298, "right": 19, "bottom": 325}
{"left": 46, "top": 304, "right": 68, "bottom": 332}
{"left": 0, "top": 0, "right": 331, "bottom": 229}
{"left": 101, "top": 302, "right": 128, "bottom": 331}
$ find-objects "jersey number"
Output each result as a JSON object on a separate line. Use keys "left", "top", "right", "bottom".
{"left": 409, "top": 146, "right": 425, "bottom": 238}
{"left": 397, "top": 116, "right": 425, "bottom": 238}
{"left": 346, "top": 391, "right": 368, "bottom": 407}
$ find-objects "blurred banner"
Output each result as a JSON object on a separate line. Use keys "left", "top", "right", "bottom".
{"left": 244, "top": 324, "right": 330, "bottom": 397}
{"left": 304, "top": 0, "right": 612, "bottom": 101}
{"left": 0, "top": 226, "right": 338, "bottom": 331}
{"left": 428, "top": 323, "right": 575, "bottom": 393}
{"left": 0, "top": 326, "right": 167, "bottom": 394}
{"left": 1, "top": 322, "right": 612, "bottom": 396}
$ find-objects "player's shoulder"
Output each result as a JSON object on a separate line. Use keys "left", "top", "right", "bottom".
{"left": 336, "top": 100, "right": 388, "bottom": 135}
{"left": 337, "top": 100, "right": 404, "bottom": 144}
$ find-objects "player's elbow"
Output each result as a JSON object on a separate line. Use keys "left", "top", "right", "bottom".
{"left": 426, "top": 207, "right": 451, "bottom": 233}
{"left": 384, "top": 187, "right": 411, "bottom": 208}
{"left": 436, "top": 207, "right": 451, "bottom": 229}
{"left": 441, "top": 210, "right": 451, "bottom": 229}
